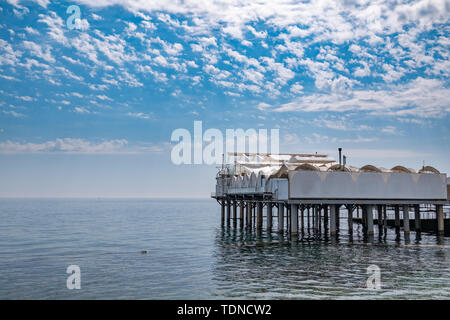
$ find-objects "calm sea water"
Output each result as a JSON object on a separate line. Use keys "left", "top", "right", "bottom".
{"left": 0, "top": 198, "right": 449, "bottom": 300}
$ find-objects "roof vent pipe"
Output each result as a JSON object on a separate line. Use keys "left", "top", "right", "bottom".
{"left": 338, "top": 148, "right": 342, "bottom": 166}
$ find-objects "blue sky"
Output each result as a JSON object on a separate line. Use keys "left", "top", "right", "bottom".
{"left": 0, "top": 0, "right": 449, "bottom": 197}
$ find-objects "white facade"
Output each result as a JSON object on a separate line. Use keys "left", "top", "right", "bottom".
{"left": 214, "top": 153, "right": 448, "bottom": 202}
{"left": 288, "top": 171, "right": 448, "bottom": 200}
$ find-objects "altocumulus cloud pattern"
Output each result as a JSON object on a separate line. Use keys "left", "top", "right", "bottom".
{"left": 0, "top": 0, "right": 449, "bottom": 155}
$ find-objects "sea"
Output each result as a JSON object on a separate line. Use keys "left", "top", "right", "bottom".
{"left": 0, "top": 198, "right": 449, "bottom": 299}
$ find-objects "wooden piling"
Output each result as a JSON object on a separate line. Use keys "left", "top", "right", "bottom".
{"left": 221, "top": 201, "right": 225, "bottom": 226}
{"left": 437, "top": 204, "right": 444, "bottom": 234}
{"left": 252, "top": 203, "right": 256, "bottom": 227}
{"left": 312, "top": 206, "right": 316, "bottom": 230}
{"left": 257, "top": 202, "right": 263, "bottom": 230}
{"left": 394, "top": 205, "right": 400, "bottom": 233}
{"left": 232, "top": 200, "right": 237, "bottom": 227}
{"left": 286, "top": 205, "right": 290, "bottom": 231}
{"left": 246, "top": 201, "right": 252, "bottom": 229}
{"left": 315, "top": 207, "right": 319, "bottom": 233}
{"left": 403, "top": 205, "right": 410, "bottom": 234}
{"left": 278, "top": 203, "right": 284, "bottom": 233}
{"left": 300, "top": 206, "right": 305, "bottom": 233}
{"left": 336, "top": 205, "right": 340, "bottom": 231}
{"left": 318, "top": 206, "right": 322, "bottom": 233}
{"left": 307, "top": 207, "right": 310, "bottom": 230}
{"left": 414, "top": 205, "right": 421, "bottom": 232}
{"left": 323, "top": 205, "right": 328, "bottom": 230}
{"left": 267, "top": 203, "right": 273, "bottom": 231}
{"left": 377, "top": 205, "right": 383, "bottom": 227}
{"left": 239, "top": 200, "right": 244, "bottom": 229}
{"left": 226, "top": 200, "right": 231, "bottom": 227}
{"left": 347, "top": 205, "right": 353, "bottom": 234}
{"left": 362, "top": 206, "right": 367, "bottom": 230}
{"left": 291, "top": 204, "right": 299, "bottom": 235}
{"left": 366, "top": 205, "right": 374, "bottom": 236}
{"left": 330, "top": 205, "right": 337, "bottom": 236}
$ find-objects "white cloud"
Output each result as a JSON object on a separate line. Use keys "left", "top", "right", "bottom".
{"left": 290, "top": 83, "right": 303, "bottom": 94}
{"left": 32, "top": 0, "right": 50, "bottom": 8}
{"left": 91, "top": 13, "right": 103, "bottom": 21}
{"left": 314, "top": 118, "right": 372, "bottom": 131}
{"left": 24, "top": 27, "right": 39, "bottom": 35}
{"left": 339, "top": 149, "right": 432, "bottom": 160}
{"left": 77, "top": 19, "right": 90, "bottom": 31}
{"left": 17, "top": 96, "right": 33, "bottom": 101}
{"left": 162, "top": 42, "right": 183, "bottom": 56}
{"left": 2, "top": 110, "right": 26, "bottom": 117}
{"left": 74, "top": 107, "right": 90, "bottom": 114}
{"left": 0, "top": 74, "right": 19, "bottom": 81}
{"left": 127, "top": 112, "right": 150, "bottom": 119}
{"left": 283, "top": 133, "right": 300, "bottom": 145}
{"left": 95, "top": 95, "right": 110, "bottom": 101}
{"left": 0, "top": 39, "right": 21, "bottom": 66}
{"left": 261, "top": 78, "right": 450, "bottom": 118}
{"left": 303, "top": 133, "right": 377, "bottom": 145}
{"left": 354, "top": 61, "right": 371, "bottom": 77}
{"left": 38, "top": 12, "right": 67, "bottom": 46}
{"left": 381, "top": 126, "right": 401, "bottom": 135}
{"left": 0, "top": 138, "right": 127, "bottom": 154}
{"left": 0, "top": 138, "right": 170, "bottom": 154}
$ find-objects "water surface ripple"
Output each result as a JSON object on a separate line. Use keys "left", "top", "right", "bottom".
{"left": 0, "top": 199, "right": 448, "bottom": 299}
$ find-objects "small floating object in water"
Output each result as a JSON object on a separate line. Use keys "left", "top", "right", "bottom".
{"left": 140, "top": 250, "right": 148, "bottom": 254}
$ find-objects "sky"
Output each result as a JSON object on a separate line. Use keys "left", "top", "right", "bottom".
{"left": 0, "top": 0, "right": 449, "bottom": 197}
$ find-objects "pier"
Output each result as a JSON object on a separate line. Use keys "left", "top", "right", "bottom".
{"left": 212, "top": 151, "right": 450, "bottom": 241}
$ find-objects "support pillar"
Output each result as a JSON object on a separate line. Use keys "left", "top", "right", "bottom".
{"left": 307, "top": 207, "right": 310, "bottom": 230}
{"left": 278, "top": 203, "right": 284, "bottom": 233}
{"left": 252, "top": 203, "right": 256, "bottom": 226}
{"left": 291, "top": 204, "right": 299, "bottom": 235}
{"left": 323, "top": 205, "right": 328, "bottom": 230}
{"left": 383, "top": 205, "right": 387, "bottom": 228}
{"left": 347, "top": 205, "right": 353, "bottom": 234}
{"left": 366, "top": 205, "right": 374, "bottom": 236}
{"left": 394, "top": 206, "right": 400, "bottom": 233}
{"left": 300, "top": 207, "right": 305, "bottom": 233}
{"left": 414, "top": 205, "right": 421, "bottom": 232}
{"left": 330, "top": 205, "right": 337, "bottom": 236}
{"left": 257, "top": 202, "right": 263, "bottom": 230}
{"left": 377, "top": 205, "right": 383, "bottom": 227}
{"left": 312, "top": 206, "right": 316, "bottom": 230}
{"left": 226, "top": 200, "right": 231, "bottom": 227}
{"left": 246, "top": 201, "right": 252, "bottom": 229}
{"left": 232, "top": 200, "right": 237, "bottom": 227}
{"left": 318, "top": 206, "right": 322, "bottom": 233}
{"left": 221, "top": 201, "right": 225, "bottom": 226}
{"left": 362, "top": 206, "right": 367, "bottom": 229}
{"left": 437, "top": 204, "right": 444, "bottom": 235}
{"left": 267, "top": 204, "right": 273, "bottom": 231}
{"left": 403, "top": 205, "right": 410, "bottom": 234}
{"left": 315, "top": 205, "right": 320, "bottom": 231}
{"left": 239, "top": 200, "right": 244, "bottom": 229}
{"left": 336, "top": 206, "right": 340, "bottom": 231}
{"left": 286, "top": 205, "right": 290, "bottom": 231}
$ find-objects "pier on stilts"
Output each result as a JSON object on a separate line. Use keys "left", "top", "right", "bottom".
{"left": 212, "top": 150, "right": 450, "bottom": 242}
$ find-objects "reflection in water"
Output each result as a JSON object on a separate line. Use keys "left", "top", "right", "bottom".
{"left": 212, "top": 222, "right": 450, "bottom": 299}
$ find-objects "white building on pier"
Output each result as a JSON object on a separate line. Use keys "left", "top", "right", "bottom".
{"left": 212, "top": 151, "right": 450, "bottom": 237}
